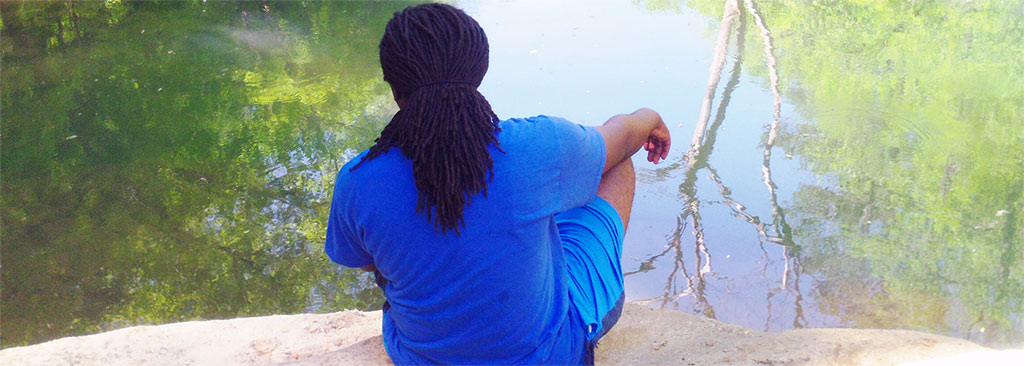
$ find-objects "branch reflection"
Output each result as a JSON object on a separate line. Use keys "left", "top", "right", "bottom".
{"left": 629, "top": 0, "right": 803, "bottom": 329}
{"left": 745, "top": 0, "right": 805, "bottom": 329}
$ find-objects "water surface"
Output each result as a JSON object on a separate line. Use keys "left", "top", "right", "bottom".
{"left": 3, "top": 0, "right": 1021, "bottom": 348}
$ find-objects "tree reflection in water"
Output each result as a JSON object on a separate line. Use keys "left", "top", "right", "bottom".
{"left": 1, "top": 1, "right": 416, "bottom": 348}
{"left": 628, "top": 0, "right": 805, "bottom": 330}
{"left": 633, "top": 0, "right": 1023, "bottom": 346}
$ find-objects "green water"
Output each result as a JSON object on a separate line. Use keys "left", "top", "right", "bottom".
{"left": 2, "top": 0, "right": 1022, "bottom": 349}
{"left": 1, "top": 1, "right": 407, "bottom": 347}
{"left": 673, "top": 0, "right": 1024, "bottom": 347}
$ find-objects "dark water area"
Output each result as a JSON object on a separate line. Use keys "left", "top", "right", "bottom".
{"left": 2, "top": 0, "right": 1022, "bottom": 349}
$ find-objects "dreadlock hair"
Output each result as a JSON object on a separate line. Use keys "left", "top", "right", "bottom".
{"left": 351, "top": 3, "right": 501, "bottom": 235}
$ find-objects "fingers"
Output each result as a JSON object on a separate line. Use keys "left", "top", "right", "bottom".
{"left": 644, "top": 139, "right": 659, "bottom": 164}
{"left": 644, "top": 138, "right": 669, "bottom": 164}
{"left": 653, "top": 127, "right": 671, "bottom": 161}
{"left": 642, "top": 123, "right": 672, "bottom": 164}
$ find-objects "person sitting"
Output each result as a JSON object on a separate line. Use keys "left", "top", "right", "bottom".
{"left": 325, "top": 3, "right": 670, "bottom": 364}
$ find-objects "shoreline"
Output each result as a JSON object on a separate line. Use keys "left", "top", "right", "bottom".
{"left": 2, "top": 303, "right": 1019, "bottom": 365}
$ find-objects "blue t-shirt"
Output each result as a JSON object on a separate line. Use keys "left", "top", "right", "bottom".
{"left": 325, "top": 115, "right": 606, "bottom": 364}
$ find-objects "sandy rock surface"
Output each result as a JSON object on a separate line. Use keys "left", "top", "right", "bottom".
{"left": 595, "top": 304, "right": 1017, "bottom": 365}
{"left": 2, "top": 303, "right": 1019, "bottom": 365}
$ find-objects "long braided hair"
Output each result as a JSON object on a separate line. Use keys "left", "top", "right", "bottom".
{"left": 352, "top": 3, "right": 501, "bottom": 235}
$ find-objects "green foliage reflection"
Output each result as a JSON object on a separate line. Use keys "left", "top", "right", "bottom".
{"left": 2, "top": 0, "right": 417, "bottom": 347}
{"left": 680, "top": 0, "right": 1024, "bottom": 346}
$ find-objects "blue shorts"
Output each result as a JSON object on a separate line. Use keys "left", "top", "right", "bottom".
{"left": 556, "top": 197, "right": 626, "bottom": 363}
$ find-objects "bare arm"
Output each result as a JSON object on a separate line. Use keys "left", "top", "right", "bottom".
{"left": 594, "top": 108, "right": 671, "bottom": 172}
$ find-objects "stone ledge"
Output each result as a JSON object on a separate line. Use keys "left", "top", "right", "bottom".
{"left": 2, "top": 303, "right": 1018, "bottom": 365}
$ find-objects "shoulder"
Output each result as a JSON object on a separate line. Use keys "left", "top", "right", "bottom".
{"left": 498, "top": 115, "right": 593, "bottom": 144}
{"left": 334, "top": 148, "right": 410, "bottom": 190}
{"left": 340, "top": 150, "right": 371, "bottom": 172}
{"left": 500, "top": 115, "right": 579, "bottom": 130}
{"left": 334, "top": 150, "right": 370, "bottom": 188}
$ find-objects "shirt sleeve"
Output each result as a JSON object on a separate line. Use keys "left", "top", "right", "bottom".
{"left": 324, "top": 173, "right": 374, "bottom": 268}
{"left": 545, "top": 116, "right": 607, "bottom": 212}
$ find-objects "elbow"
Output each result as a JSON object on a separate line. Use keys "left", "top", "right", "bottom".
{"left": 630, "top": 107, "right": 662, "bottom": 123}
{"left": 631, "top": 107, "right": 655, "bottom": 116}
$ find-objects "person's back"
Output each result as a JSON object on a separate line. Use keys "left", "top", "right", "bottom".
{"left": 324, "top": 3, "right": 671, "bottom": 364}
{"left": 329, "top": 116, "right": 605, "bottom": 363}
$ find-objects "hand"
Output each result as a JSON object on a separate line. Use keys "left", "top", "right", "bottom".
{"left": 595, "top": 108, "right": 672, "bottom": 171}
{"left": 643, "top": 119, "right": 671, "bottom": 164}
